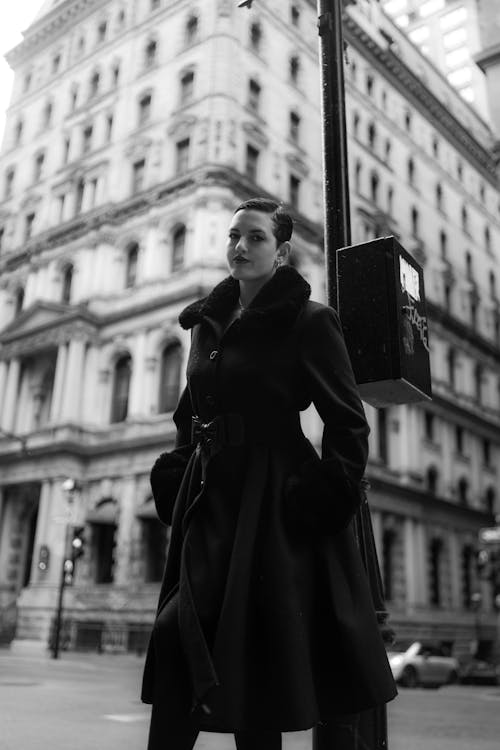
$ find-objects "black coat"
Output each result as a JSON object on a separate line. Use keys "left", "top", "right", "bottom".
{"left": 141, "top": 266, "right": 397, "bottom": 732}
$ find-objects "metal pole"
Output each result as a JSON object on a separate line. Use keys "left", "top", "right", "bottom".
{"left": 52, "top": 523, "right": 70, "bottom": 659}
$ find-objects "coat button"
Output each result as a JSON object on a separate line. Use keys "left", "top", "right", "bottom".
{"left": 205, "top": 395, "right": 216, "bottom": 406}
{"left": 209, "top": 350, "right": 219, "bottom": 360}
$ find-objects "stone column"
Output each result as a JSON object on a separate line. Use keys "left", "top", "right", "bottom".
{"left": 1, "top": 358, "right": 21, "bottom": 432}
{"left": 60, "top": 337, "right": 86, "bottom": 422}
{"left": 49, "top": 343, "right": 68, "bottom": 423}
{"left": 113, "top": 475, "right": 137, "bottom": 587}
{"left": 128, "top": 331, "right": 147, "bottom": 418}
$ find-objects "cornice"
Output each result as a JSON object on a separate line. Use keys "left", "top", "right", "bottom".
{"left": 427, "top": 300, "right": 500, "bottom": 365}
{"left": 5, "top": 0, "right": 101, "bottom": 67}
{"left": 344, "top": 16, "right": 498, "bottom": 185}
{"left": 425, "top": 391, "right": 500, "bottom": 442}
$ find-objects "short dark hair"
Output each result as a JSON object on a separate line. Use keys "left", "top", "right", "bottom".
{"left": 233, "top": 197, "right": 293, "bottom": 244}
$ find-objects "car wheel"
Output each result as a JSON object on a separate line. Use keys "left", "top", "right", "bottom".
{"left": 447, "top": 670, "right": 458, "bottom": 685}
{"left": 401, "top": 666, "right": 419, "bottom": 688}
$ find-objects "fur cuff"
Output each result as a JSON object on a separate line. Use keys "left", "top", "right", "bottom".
{"left": 284, "top": 458, "right": 361, "bottom": 535}
{"left": 150, "top": 447, "right": 192, "bottom": 525}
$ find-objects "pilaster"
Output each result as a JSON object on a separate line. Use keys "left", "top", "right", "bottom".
{"left": 128, "top": 331, "right": 147, "bottom": 418}
{"left": 49, "top": 343, "right": 68, "bottom": 423}
{"left": 60, "top": 337, "right": 86, "bottom": 422}
{"left": 447, "top": 532, "right": 462, "bottom": 610}
{"left": 113, "top": 475, "right": 137, "bottom": 587}
{"left": 404, "top": 517, "right": 418, "bottom": 610}
{"left": 1, "top": 358, "right": 21, "bottom": 432}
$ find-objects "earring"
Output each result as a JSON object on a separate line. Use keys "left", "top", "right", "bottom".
{"left": 274, "top": 257, "right": 283, "bottom": 270}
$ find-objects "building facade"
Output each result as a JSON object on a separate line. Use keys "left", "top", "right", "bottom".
{"left": 0, "top": 0, "right": 499, "bottom": 656}
{"left": 382, "top": 0, "right": 490, "bottom": 120}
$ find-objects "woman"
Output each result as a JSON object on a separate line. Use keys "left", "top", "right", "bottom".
{"left": 142, "top": 198, "right": 397, "bottom": 750}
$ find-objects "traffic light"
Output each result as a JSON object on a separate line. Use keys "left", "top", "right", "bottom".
{"left": 71, "top": 526, "right": 86, "bottom": 562}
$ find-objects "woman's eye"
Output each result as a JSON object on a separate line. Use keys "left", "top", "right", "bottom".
{"left": 250, "top": 235, "right": 263, "bottom": 242}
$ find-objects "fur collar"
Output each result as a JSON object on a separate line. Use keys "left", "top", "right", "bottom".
{"left": 179, "top": 266, "right": 311, "bottom": 334}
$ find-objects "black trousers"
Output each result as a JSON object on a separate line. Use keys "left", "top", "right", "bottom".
{"left": 147, "top": 704, "right": 282, "bottom": 750}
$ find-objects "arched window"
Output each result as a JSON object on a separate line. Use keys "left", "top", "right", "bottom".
{"left": 125, "top": 242, "right": 139, "bottom": 287}
{"left": 111, "top": 354, "right": 131, "bottom": 423}
{"left": 185, "top": 14, "right": 198, "bottom": 44}
{"left": 14, "top": 287, "right": 24, "bottom": 316}
{"left": 89, "top": 70, "right": 100, "bottom": 98}
{"left": 250, "top": 22, "right": 262, "bottom": 51}
{"left": 289, "top": 55, "right": 300, "bottom": 84}
{"left": 382, "top": 529, "right": 395, "bottom": 602}
{"left": 426, "top": 466, "right": 438, "bottom": 496}
{"left": 145, "top": 39, "right": 157, "bottom": 68}
{"left": 172, "top": 225, "right": 186, "bottom": 272}
{"left": 289, "top": 110, "right": 300, "bottom": 142}
{"left": 158, "top": 341, "right": 182, "bottom": 413}
{"left": 180, "top": 70, "right": 195, "bottom": 104}
{"left": 457, "top": 477, "right": 469, "bottom": 505}
{"left": 62, "top": 264, "right": 73, "bottom": 304}
{"left": 370, "top": 172, "right": 379, "bottom": 204}
{"left": 138, "top": 93, "right": 152, "bottom": 124}
{"left": 368, "top": 121, "right": 376, "bottom": 149}
{"left": 429, "top": 538, "right": 443, "bottom": 607}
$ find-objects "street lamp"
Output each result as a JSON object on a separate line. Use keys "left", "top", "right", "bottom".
{"left": 51, "top": 478, "right": 81, "bottom": 659}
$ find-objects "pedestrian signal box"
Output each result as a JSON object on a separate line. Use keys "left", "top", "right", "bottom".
{"left": 337, "top": 236, "right": 432, "bottom": 407}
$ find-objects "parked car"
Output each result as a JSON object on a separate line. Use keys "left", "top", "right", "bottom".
{"left": 459, "top": 658, "right": 500, "bottom": 685}
{"left": 387, "top": 640, "right": 460, "bottom": 688}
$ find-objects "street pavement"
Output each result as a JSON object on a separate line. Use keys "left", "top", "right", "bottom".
{"left": 1, "top": 649, "right": 500, "bottom": 750}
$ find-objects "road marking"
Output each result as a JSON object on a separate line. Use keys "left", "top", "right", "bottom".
{"left": 103, "top": 713, "right": 150, "bottom": 723}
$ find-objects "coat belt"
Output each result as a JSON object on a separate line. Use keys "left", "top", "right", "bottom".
{"left": 191, "top": 413, "right": 301, "bottom": 457}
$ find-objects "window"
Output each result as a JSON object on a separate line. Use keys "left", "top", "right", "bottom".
{"left": 88, "top": 177, "right": 98, "bottom": 208}
{"left": 436, "top": 182, "right": 443, "bottom": 211}
{"left": 111, "top": 355, "right": 131, "bottom": 422}
{"left": 14, "top": 119, "right": 23, "bottom": 146}
{"left": 117, "top": 8, "right": 126, "bottom": 28}
{"left": 382, "top": 529, "right": 395, "bottom": 602}
{"left": 444, "top": 283, "right": 452, "bottom": 312}
{"left": 145, "top": 39, "right": 157, "bottom": 68}
{"left": 112, "top": 63, "right": 120, "bottom": 87}
{"left": 354, "top": 161, "right": 362, "bottom": 193}
{"left": 291, "top": 5, "right": 300, "bottom": 26}
{"left": 353, "top": 112, "right": 360, "bottom": 138}
{"left": 132, "top": 159, "right": 145, "bottom": 194}
{"left": 106, "top": 114, "right": 113, "bottom": 142}
{"left": 455, "top": 425, "right": 464, "bottom": 454}
{"left": 63, "top": 136, "right": 71, "bottom": 164}
{"left": 15, "top": 287, "right": 24, "bottom": 316}
{"left": 483, "top": 438, "right": 491, "bottom": 467}
{"left": 474, "top": 364, "right": 483, "bottom": 403}
{"left": 75, "top": 178, "right": 85, "bottom": 215}
{"left": 289, "top": 56, "right": 300, "bottom": 84}
{"left": 461, "top": 205, "right": 469, "bottom": 234}
{"left": 0, "top": 227, "right": 4, "bottom": 253}
{"left": 432, "top": 136, "right": 439, "bottom": 158}
{"left": 377, "top": 408, "right": 388, "bottom": 463}
{"left": 24, "top": 213, "right": 35, "bottom": 241}
{"left": 97, "top": 20, "right": 107, "bottom": 44}
{"left": 245, "top": 144, "right": 259, "bottom": 182}
{"left": 34, "top": 152, "right": 45, "bottom": 182}
{"left": 457, "top": 477, "right": 469, "bottom": 505}
{"left": 125, "top": 243, "right": 139, "bottom": 287}
{"left": 368, "top": 122, "right": 377, "bottom": 150}
{"left": 404, "top": 110, "right": 412, "bottom": 132}
{"left": 82, "top": 125, "right": 93, "bottom": 153}
{"left": 429, "top": 538, "right": 443, "bottom": 607}
{"left": 289, "top": 111, "right": 300, "bottom": 142}
{"left": 407, "top": 157, "right": 415, "bottom": 186}
{"left": 439, "top": 229, "right": 447, "bottom": 259}
{"left": 411, "top": 206, "right": 419, "bottom": 237}
{"left": 151, "top": 0, "right": 161, "bottom": 10}
{"left": 370, "top": 172, "right": 379, "bottom": 204}
{"left": 250, "top": 22, "right": 262, "bottom": 51}
{"left": 485, "top": 487, "right": 496, "bottom": 515}
{"left": 484, "top": 226, "right": 491, "bottom": 254}
{"left": 89, "top": 71, "right": 100, "bottom": 98}
{"left": 42, "top": 101, "right": 53, "bottom": 128}
{"left": 366, "top": 74, "right": 374, "bottom": 96}
{"left": 426, "top": 466, "right": 438, "bottom": 495}
{"left": 159, "top": 341, "right": 182, "bottom": 412}
{"left": 176, "top": 138, "right": 190, "bottom": 174}
{"left": 62, "top": 264, "right": 73, "bottom": 304}
{"left": 23, "top": 72, "right": 32, "bottom": 93}
{"left": 52, "top": 53, "right": 61, "bottom": 74}
{"left": 138, "top": 93, "right": 152, "bottom": 125}
{"left": 289, "top": 174, "right": 300, "bottom": 209}
{"left": 385, "top": 139, "right": 392, "bottom": 164}
{"left": 70, "top": 85, "right": 78, "bottom": 112}
{"left": 457, "top": 160, "right": 463, "bottom": 182}
{"left": 489, "top": 271, "right": 497, "bottom": 301}
{"left": 185, "top": 15, "right": 198, "bottom": 44}
{"left": 180, "top": 70, "right": 195, "bottom": 104}
{"left": 4, "top": 168, "right": 15, "bottom": 199}
{"left": 465, "top": 250, "right": 472, "bottom": 280}
{"left": 424, "top": 412, "right": 435, "bottom": 441}
{"left": 172, "top": 225, "right": 186, "bottom": 272}
{"left": 58, "top": 194, "right": 66, "bottom": 222}
{"left": 248, "top": 78, "right": 261, "bottom": 111}
{"left": 387, "top": 186, "right": 394, "bottom": 215}
{"left": 92, "top": 521, "right": 116, "bottom": 583}
{"left": 77, "top": 35, "right": 85, "bottom": 55}
{"left": 447, "top": 348, "right": 456, "bottom": 389}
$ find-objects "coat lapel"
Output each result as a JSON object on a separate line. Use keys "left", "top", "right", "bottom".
{"left": 179, "top": 266, "right": 311, "bottom": 337}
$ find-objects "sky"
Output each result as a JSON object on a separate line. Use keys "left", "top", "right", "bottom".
{"left": 0, "top": 1, "right": 45, "bottom": 142}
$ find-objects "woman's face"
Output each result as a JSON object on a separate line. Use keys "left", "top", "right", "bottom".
{"left": 226, "top": 209, "right": 287, "bottom": 283}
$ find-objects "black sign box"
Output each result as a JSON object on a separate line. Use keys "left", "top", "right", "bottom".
{"left": 337, "top": 236, "right": 432, "bottom": 407}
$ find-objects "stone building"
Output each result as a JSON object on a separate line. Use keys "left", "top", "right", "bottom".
{"left": 0, "top": 0, "right": 499, "bottom": 656}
